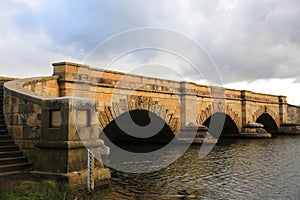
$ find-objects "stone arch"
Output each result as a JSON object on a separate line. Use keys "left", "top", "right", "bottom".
{"left": 256, "top": 113, "right": 278, "bottom": 133}
{"left": 197, "top": 105, "right": 213, "bottom": 126}
{"left": 197, "top": 105, "right": 241, "bottom": 129}
{"left": 98, "top": 95, "right": 179, "bottom": 134}
{"left": 202, "top": 112, "right": 240, "bottom": 137}
{"left": 253, "top": 106, "right": 276, "bottom": 123}
{"left": 101, "top": 109, "right": 175, "bottom": 148}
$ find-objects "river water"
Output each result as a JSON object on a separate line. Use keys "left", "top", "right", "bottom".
{"left": 94, "top": 136, "right": 300, "bottom": 199}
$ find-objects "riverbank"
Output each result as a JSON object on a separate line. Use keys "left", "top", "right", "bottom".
{"left": 0, "top": 173, "right": 89, "bottom": 199}
{"left": 0, "top": 173, "right": 42, "bottom": 193}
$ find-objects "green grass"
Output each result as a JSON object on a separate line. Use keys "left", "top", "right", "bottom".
{"left": 0, "top": 180, "right": 88, "bottom": 200}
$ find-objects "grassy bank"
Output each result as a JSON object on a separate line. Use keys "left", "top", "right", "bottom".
{"left": 0, "top": 180, "right": 88, "bottom": 200}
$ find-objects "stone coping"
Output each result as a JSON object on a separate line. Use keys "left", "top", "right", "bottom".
{"left": 21, "top": 76, "right": 59, "bottom": 88}
{"left": 52, "top": 61, "right": 89, "bottom": 68}
{"left": 4, "top": 76, "right": 97, "bottom": 103}
{"left": 4, "top": 76, "right": 59, "bottom": 104}
{"left": 0, "top": 76, "right": 18, "bottom": 82}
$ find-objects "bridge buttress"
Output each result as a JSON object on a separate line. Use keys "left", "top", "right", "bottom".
{"left": 180, "top": 82, "right": 198, "bottom": 127}
{"left": 241, "top": 90, "right": 251, "bottom": 127}
{"left": 279, "top": 96, "right": 288, "bottom": 124}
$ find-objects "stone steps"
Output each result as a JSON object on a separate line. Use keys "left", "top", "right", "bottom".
{"left": 0, "top": 163, "right": 31, "bottom": 173}
{"left": 0, "top": 145, "right": 19, "bottom": 152}
{"left": 0, "top": 151, "right": 23, "bottom": 159}
{"left": 0, "top": 85, "right": 31, "bottom": 176}
{"left": 0, "top": 124, "right": 6, "bottom": 129}
{"left": 0, "top": 156, "right": 27, "bottom": 165}
{"left": 0, "top": 140, "right": 15, "bottom": 146}
{"left": 0, "top": 171, "right": 25, "bottom": 177}
{"left": 0, "top": 135, "right": 11, "bottom": 140}
{"left": 0, "top": 130, "right": 9, "bottom": 135}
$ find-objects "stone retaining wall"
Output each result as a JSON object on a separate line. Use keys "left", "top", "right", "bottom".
{"left": 3, "top": 76, "right": 110, "bottom": 188}
{"left": 4, "top": 76, "right": 59, "bottom": 144}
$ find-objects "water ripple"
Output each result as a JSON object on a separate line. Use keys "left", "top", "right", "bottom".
{"left": 93, "top": 136, "right": 300, "bottom": 199}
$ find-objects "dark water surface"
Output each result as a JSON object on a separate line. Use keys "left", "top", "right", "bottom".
{"left": 94, "top": 136, "right": 300, "bottom": 199}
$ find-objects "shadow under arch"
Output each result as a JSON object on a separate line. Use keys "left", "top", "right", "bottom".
{"left": 100, "top": 109, "right": 174, "bottom": 153}
{"left": 203, "top": 112, "right": 239, "bottom": 138}
{"left": 256, "top": 113, "right": 278, "bottom": 134}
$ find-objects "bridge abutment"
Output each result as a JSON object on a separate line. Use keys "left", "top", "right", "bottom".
{"left": 3, "top": 77, "right": 110, "bottom": 188}
{"left": 34, "top": 97, "right": 110, "bottom": 187}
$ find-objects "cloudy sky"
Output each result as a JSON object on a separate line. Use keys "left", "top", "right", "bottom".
{"left": 1, "top": 0, "right": 300, "bottom": 104}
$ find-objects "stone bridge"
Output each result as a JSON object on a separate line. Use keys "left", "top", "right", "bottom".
{"left": 1, "top": 61, "right": 300, "bottom": 187}
{"left": 51, "top": 62, "right": 295, "bottom": 138}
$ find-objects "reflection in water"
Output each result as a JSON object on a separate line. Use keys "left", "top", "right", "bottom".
{"left": 94, "top": 136, "right": 300, "bottom": 199}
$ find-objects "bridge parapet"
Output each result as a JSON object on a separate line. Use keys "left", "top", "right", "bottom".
{"left": 241, "top": 90, "right": 285, "bottom": 103}
{"left": 22, "top": 76, "right": 60, "bottom": 98}
{"left": 53, "top": 62, "right": 183, "bottom": 97}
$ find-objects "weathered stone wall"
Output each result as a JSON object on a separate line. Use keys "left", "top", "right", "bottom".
{"left": 4, "top": 76, "right": 59, "bottom": 144}
{"left": 22, "top": 76, "right": 60, "bottom": 98}
{"left": 287, "top": 104, "right": 300, "bottom": 124}
{"left": 0, "top": 77, "right": 19, "bottom": 131}
{"left": 52, "top": 62, "right": 288, "bottom": 134}
{"left": 4, "top": 94, "right": 42, "bottom": 143}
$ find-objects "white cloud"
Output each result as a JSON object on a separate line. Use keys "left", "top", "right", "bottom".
{"left": 11, "top": 0, "right": 45, "bottom": 10}
{"left": 225, "top": 78, "right": 300, "bottom": 105}
{"left": 0, "top": 0, "right": 299, "bottom": 104}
